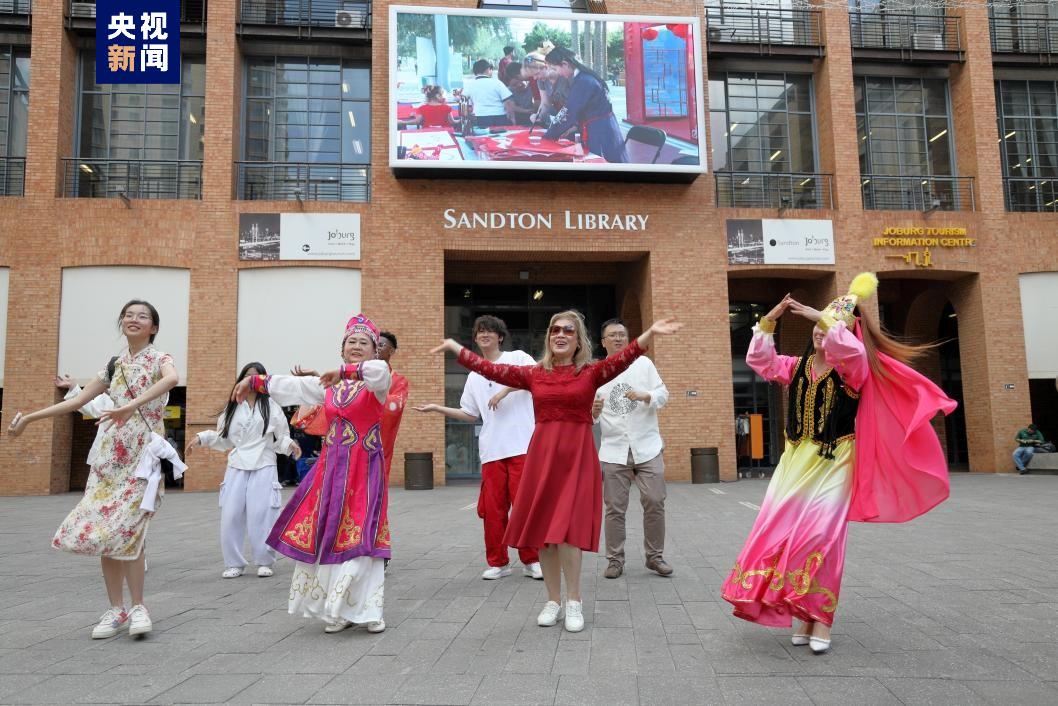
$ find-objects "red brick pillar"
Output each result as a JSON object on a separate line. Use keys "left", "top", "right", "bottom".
{"left": 813, "top": 4, "right": 863, "bottom": 211}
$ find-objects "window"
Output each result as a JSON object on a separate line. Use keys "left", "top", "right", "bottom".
{"left": 856, "top": 76, "right": 963, "bottom": 210}
{"left": 71, "top": 52, "right": 205, "bottom": 199}
{"left": 78, "top": 52, "right": 205, "bottom": 161}
{"left": 710, "top": 72, "right": 816, "bottom": 174}
{"left": 710, "top": 71, "right": 825, "bottom": 208}
{"left": 996, "top": 80, "right": 1058, "bottom": 211}
{"left": 240, "top": 58, "right": 370, "bottom": 201}
{"left": 0, "top": 47, "right": 29, "bottom": 196}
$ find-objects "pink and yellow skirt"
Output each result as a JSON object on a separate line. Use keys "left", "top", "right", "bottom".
{"left": 721, "top": 438, "right": 853, "bottom": 627}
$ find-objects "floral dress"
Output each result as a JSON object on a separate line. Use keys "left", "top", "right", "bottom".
{"left": 52, "top": 345, "right": 174, "bottom": 560}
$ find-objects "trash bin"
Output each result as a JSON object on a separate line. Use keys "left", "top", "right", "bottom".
{"left": 690, "top": 447, "right": 719, "bottom": 484}
{"left": 404, "top": 452, "right": 434, "bottom": 490}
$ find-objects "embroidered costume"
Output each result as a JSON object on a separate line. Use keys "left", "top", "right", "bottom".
{"left": 255, "top": 314, "right": 392, "bottom": 626}
{"left": 52, "top": 345, "right": 175, "bottom": 559}
{"left": 721, "top": 275, "right": 956, "bottom": 627}
{"left": 455, "top": 340, "right": 645, "bottom": 552}
{"left": 544, "top": 70, "right": 629, "bottom": 163}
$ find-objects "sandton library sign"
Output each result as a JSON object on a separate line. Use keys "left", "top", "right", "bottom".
{"left": 443, "top": 209, "right": 650, "bottom": 232}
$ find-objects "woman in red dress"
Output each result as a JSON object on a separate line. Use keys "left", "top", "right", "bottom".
{"left": 432, "top": 310, "right": 681, "bottom": 632}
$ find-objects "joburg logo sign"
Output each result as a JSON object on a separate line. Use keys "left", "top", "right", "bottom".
{"left": 96, "top": 0, "right": 180, "bottom": 84}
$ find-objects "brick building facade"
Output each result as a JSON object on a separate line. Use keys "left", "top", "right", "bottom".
{"left": 0, "top": 0, "right": 1055, "bottom": 496}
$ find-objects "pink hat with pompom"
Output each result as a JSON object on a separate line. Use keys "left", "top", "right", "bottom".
{"left": 344, "top": 313, "right": 379, "bottom": 346}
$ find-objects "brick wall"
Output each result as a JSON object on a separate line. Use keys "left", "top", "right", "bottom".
{"left": 0, "top": 0, "right": 1054, "bottom": 495}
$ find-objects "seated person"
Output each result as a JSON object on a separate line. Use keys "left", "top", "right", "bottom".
{"left": 458, "top": 59, "right": 514, "bottom": 129}
{"left": 504, "top": 62, "right": 538, "bottom": 127}
{"left": 398, "top": 85, "right": 456, "bottom": 129}
{"left": 1014, "top": 423, "right": 1045, "bottom": 474}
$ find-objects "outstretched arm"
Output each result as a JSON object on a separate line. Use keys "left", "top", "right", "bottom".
{"left": 414, "top": 404, "right": 478, "bottom": 423}
{"left": 8, "top": 378, "right": 108, "bottom": 437}
{"left": 430, "top": 339, "right": 533, "bottom": 390}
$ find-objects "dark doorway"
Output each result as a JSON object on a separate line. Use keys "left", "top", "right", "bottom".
{"left": 442, "top": 282, "right": 617, "bottom": 482}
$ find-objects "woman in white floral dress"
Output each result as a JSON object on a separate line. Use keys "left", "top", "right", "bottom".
{"left": 7, "top": 300, "right": 179, "bottom": 639}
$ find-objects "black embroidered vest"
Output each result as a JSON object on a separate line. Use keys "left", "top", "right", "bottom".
{"left": 784, "top": 353, "right": 860, "bottom": 459}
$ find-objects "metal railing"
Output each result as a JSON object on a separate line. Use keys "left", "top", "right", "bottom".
{"left": 239, "top": 0, "right": 370, "bottom": 29}
{"left": 715, "top": 172, "right": 833, "bottom": 209}
{"left": 62, "top": 159, "right": 203, "bottom": 199}
{"left": 991, "top": 16, "right": 1058, "bottom": 55}
{"left": 705, "top": 7, "right": 822, "bottom": 48}
{"left": 0, "top": 0, "right": 30, "bottom": 14}
{"left": 849, "top": 12, "right": 962, "bottom": 53}
{"left": 66, "top": 0, "right": 206, "bottom": 22}
{"left": 1003, "top": 177, "right": 1058, "bottom": 212}
{"left": 0, "top": 157, "right": 24, "bottom": 196}
{"left": 860, "top": 175, "right": 974, "bottom": 211}
{"left": 237, "top": 162, "right": 370, "bottom": 202}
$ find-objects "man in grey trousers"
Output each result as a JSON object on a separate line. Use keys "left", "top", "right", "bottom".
{"left": 592, "top": 318, "right": 673, "bottom": 578}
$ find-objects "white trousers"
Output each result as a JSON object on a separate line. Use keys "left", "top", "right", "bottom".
{"left": 219, "top": 464, "right": 282, "bottom": 569}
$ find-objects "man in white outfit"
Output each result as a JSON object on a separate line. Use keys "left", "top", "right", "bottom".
{"left": 593, "top": 318, "right": 673, "bottom": 579}
{"left": 415, "top": 315, "right": 542, "bottom": 580}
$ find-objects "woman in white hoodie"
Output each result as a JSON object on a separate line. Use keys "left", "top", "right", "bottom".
{"left": 188, "top": 362, "right": 300, "bottom": 579}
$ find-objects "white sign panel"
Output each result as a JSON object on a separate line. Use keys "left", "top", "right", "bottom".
{"left": 1019, "top": 272, "right": 1058, "bottom": 379}
{"left": 727, "top": 219, "right": 834, "bottom": 265}
{"left": 239, "top": 213, "right": 361, "bottom": 261}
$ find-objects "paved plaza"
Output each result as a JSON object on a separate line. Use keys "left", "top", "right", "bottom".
{"left": 1, "top": 473, "right": 1057, "bottom": 705}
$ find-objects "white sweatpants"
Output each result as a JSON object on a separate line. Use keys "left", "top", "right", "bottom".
{"left": 219, "top": 464, "right": 283, "bottom": 569}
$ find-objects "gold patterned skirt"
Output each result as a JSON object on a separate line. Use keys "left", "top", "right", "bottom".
{"left": 287, "top": 557, "right": 384, "bottom": 625}
{"left": 720, "top": 439, "right": 854, "bottom": 627}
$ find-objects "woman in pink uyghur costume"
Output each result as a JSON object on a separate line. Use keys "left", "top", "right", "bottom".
{"left": 232, "top": 314, "right": 392, "bottom": 634}
{"left": 720, "top": 273, "right": 957, "bottom": 654}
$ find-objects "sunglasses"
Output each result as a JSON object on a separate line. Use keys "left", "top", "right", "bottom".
{"left": 549, "top": 324, "right": 577, "bottom": 336}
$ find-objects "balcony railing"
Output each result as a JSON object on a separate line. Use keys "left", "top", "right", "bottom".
{"left": 705, "top": 7, "right": 822, "bottom": 49}
{"left": 849, "top": 12, "right": 962, "bottom": 54}
{"left": 1003, "top": 177, "right": 1058, "bottom": 212}
{"left": 0, "top": 157, "right": 24, "bottom": 196}
{"left": 991, "top": 16, "right": 1058, "bottom": 56}
{"left": 66, "top": 0, "right": 206, "bottom": 23}
{"left": 63, "top": 159, "right": 203, "bottom": 199}
{"left": 715, "top": 172, "right": 833, "bottom": 210}
{"left": 237, "top": 162, "right": 370, "bottom": 202}
{"left": 860, "top": 175, "right": 974, "bottom": 211}
{"left": 0, "top": 0, "right": 30, "bottom": 14}
{"left": 239, "top": 0, "right": 370, "bottom": 29}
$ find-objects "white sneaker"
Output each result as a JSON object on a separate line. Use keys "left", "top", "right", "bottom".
{"left": 537, "top": 601, "right": 562, "bottom": 627}
{"left": 523, "top": 562, "right": 543, "bottom": 580}
{"left": 91, "top": 607, "right": 128, "bottom": 639}
{"left": 324, "top": 619, "right": 353, "bottom": 634}
{"left": 367, "top": 619, "right": 386, "bottom": 633}
{"left": 564, "top": 600, "right": 585, "bottom": 633}
{"left": 482, "top": 566, "right": 512, "bottom": 580}
{"left": 221, "top": 567, "right": 243, "bottom": 579}
{"left": 256, "top": 566, "right": 274, "bottom": 578}
{"left": 128, "top": 604, "right": 152, "bottom": 636}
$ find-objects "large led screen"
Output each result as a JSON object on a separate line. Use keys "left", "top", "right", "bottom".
{"left": 389, "top": 6, "right": 706, "bottom": 175}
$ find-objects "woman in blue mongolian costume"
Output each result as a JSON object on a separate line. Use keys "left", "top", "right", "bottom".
{"left": 543, "top": 47, "right": 629, "bottom": 163}
{"left": 232, "top": 314, "right": 392, "bottom": 634}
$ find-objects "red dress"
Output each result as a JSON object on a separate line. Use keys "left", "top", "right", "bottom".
{"left": 457, "top": 340, "right": 645, "bottom": 552}
{"left": 415, "top": 103, "right": 453, "bottom": 127}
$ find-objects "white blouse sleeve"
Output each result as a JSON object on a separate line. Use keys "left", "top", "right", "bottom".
{"left": 359, "top": 359, "right": 392, "bottom": 404}
{"left": 197, "top": 414, "right": 234, "bottom": 452}
{"left": 268, "top": 399, "right": 296, "bottom": 455}
{"left": 264, "top": 374, "right": 327, "bottom": 407}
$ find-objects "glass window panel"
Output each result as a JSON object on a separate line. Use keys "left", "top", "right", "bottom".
{"left": 788, "top": 113, "right": 815, "bottom": 172}
{"left": 923, "top": 79, "right": 947, "bottom": 116}
{"left": 709, "top": 79, "right": 726, "bottom": 111}
{"left": 248, "top": 63, "right": 275, "bottom": 97}
{"left": 180, "top": 96, "right": 205, "bottom": 161}
{"left": 786, "top": 75, "right": 811, "bottom": 113}
{"left": 13, "top": 55, "right": 29, "bottom": 91}
{"left": 865, "top": 77, "right": 894, "bottom": 113}
{"left": 926, "top": 116, "right": 952, "bottom": 176}
{"left": 710, "top": 111, "right": 729, "bottom": 171}
{"left": 181, "top": 59, "right": 206, "bottom": 96}
{"left": 308, "top": 83, "right": 341, "bottom": 99}
{"left": 342, "top": 101, "right": 371, "bottom": 162}
{"left": 79, "top": 93, "right": 111, "bottom": 158}
{"left": 342, "top": 65, "right": 371, "bottom": 100}
{"left": 8, "top": 91, "right": 27, "bottom": 157}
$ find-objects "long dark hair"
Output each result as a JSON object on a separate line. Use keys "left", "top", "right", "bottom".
{"left": 117, "top": 299, "right": 160, "bottom": 343}
{"left": 220, "top": 362, "right": 270, "bottom": 439}
{"left": 544, "top": 47, "right": 608, "bottom": 93}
